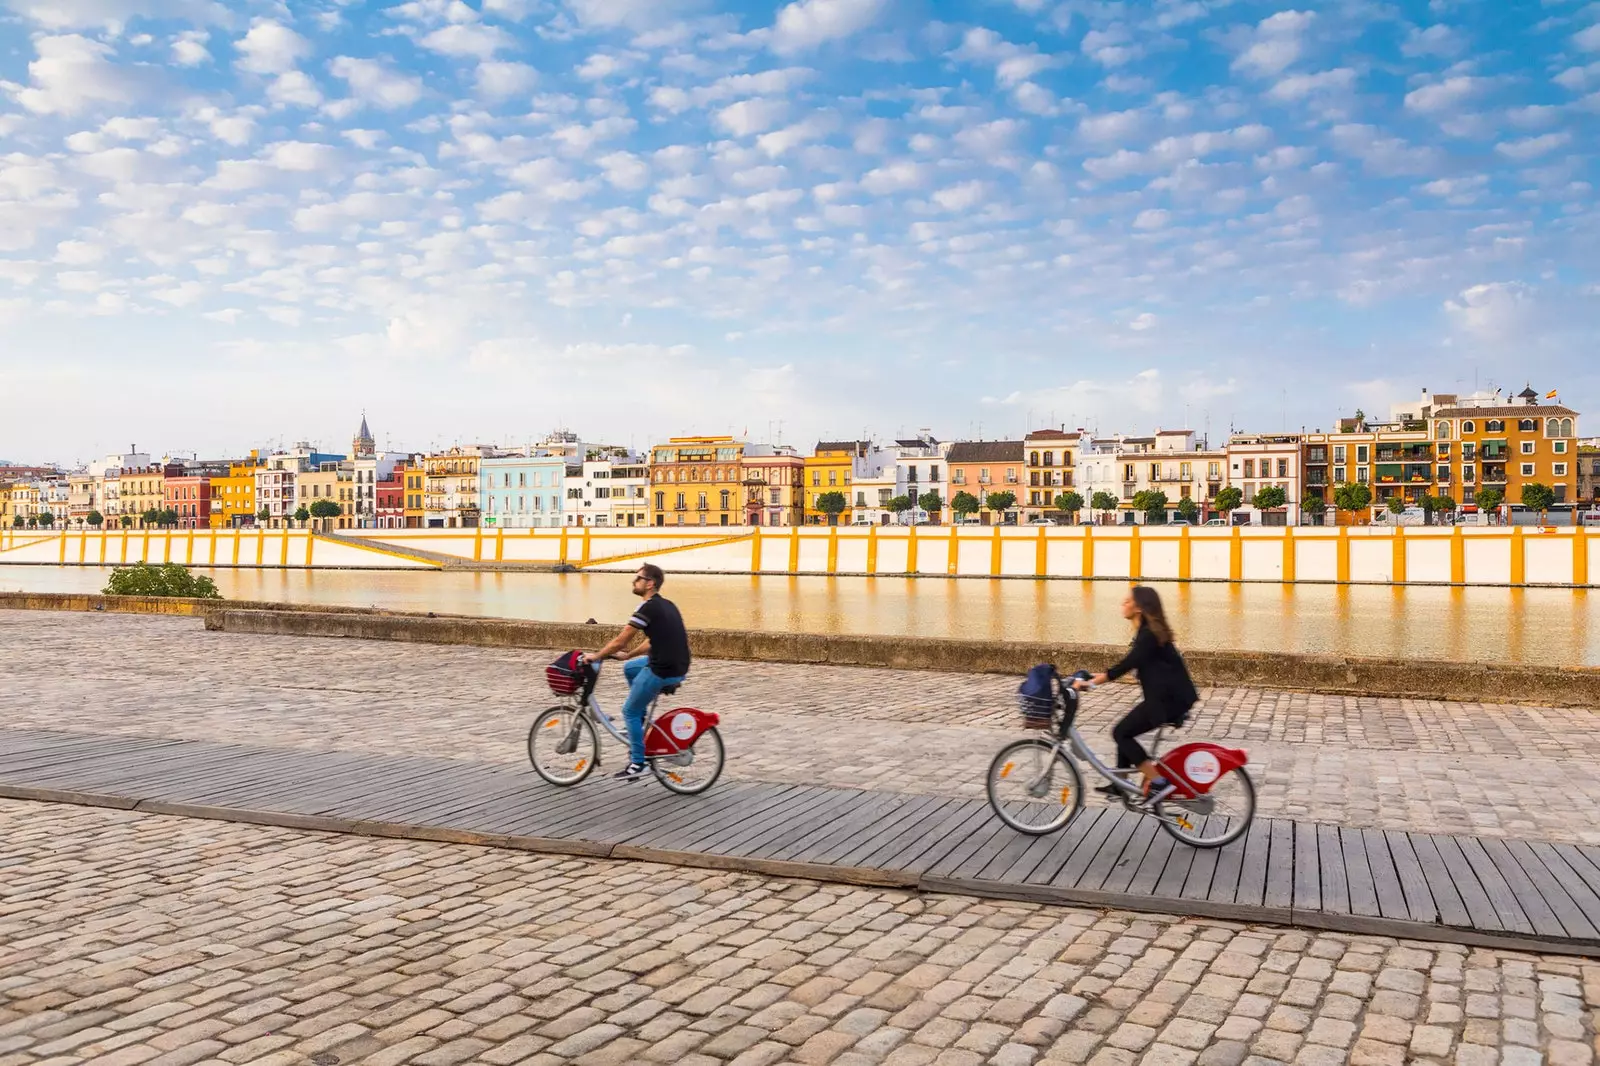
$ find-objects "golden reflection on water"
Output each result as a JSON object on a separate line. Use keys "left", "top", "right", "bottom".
{"left": 3, "top": 565, "right": 1597, "bottom": 667}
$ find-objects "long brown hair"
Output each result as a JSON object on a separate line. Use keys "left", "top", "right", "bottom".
{"left": 1131, "top": 585, "right": 1173, "bottom": 646}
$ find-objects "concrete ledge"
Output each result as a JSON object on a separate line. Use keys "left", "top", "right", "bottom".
{"left": 206, "top": 606, "right": 1600, "bottom": 707}
{"left": 0, "top": 590, "right": 409, "bottom": 620}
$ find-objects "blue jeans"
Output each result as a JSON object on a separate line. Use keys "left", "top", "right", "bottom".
{"left": 621, "top": 657, "right": 685, "bottom": 766}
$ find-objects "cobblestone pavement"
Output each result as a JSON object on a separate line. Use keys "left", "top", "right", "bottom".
{"left": 2, "top": 799, "right": 1597, "bottom": 1066}
{"left": 4, "top": 611, "right": 1600, "bottom": 842}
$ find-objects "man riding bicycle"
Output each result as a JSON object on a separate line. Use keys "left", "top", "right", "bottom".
{"left": 584, "top": 564, "right": 691, "bottom": 781}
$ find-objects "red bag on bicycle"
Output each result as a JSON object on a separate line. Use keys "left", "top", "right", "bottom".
{"left": 546, "top": 650, "right": 585, "bottom": 695}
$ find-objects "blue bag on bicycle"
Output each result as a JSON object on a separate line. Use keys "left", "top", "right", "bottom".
{"left": 1017, "top": 664, "right": 1058, "bottom": 729}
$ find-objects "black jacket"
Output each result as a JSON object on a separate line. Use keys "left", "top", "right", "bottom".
{"left": 1106, "top": 622, "right": 1199, "bottom": 717}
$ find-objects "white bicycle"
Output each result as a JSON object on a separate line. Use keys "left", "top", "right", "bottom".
{"left": 527, "top": 655, "right": 724, "bottom": 795}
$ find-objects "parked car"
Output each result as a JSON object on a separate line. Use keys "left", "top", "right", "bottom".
{"left": 1024, "top": 516, "right": 1055, "bottom": 526}
{"left": 1203, "top": 517, "right": 1226, "bottom": 526}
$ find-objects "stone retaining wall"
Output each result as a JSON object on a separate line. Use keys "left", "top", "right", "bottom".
{"left": 207, "top": 606, "right": 1593, "bottom": 708}
{"left": 4, "top": 591, "right": 1588, "bottom": 706}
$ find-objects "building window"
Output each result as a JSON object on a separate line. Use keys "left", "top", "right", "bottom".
{"left": 1436, "top": 422, "right": 1451, "bottom": 440}
{"left": 1243, "top": 459, "right": 1254, "bottom": 478}
{"left": 1357, "top": 446, "right": 1369, "bottom": 463}
{"left": 1277, "top": 459, "right": 1289, "bottom": 478}
{"left": 812, "top": 471, "right": 820, "bottom": 486}
{"left": 1518, "top": 419, "right": 1535, "bottom": 432}
{"left": 1521, "top": 441, "right": 1535, "bottom": 455}
{"left": 1333, "top": 466, "right": 1346, "bottom": 482}
{"left": 1521, "top": 463, "right": 1535, "bottom": 477}
{"left": 1554, "top": 440, "right": 1567, "bottom": 454}
{"left": 1357, "top": 467, "right": 1369, "bottom": 484}
{"left": 1554, "top": 463, "right": 1568, "bottom": 477}
{"left": 1462, "top": 420, "right": 1475, "bottom": 434}
{"left": 1485, "top": 420, "right": 1503, "bottom": 433}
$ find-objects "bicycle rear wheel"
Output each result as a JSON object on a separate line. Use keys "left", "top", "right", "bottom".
{"left": 528, "top": 705, "right": 598, "bottom": 786}
{"left": 1157, "top": 766, "right": 1255, "bottom": 848}
{"left": 651, "top": 726, "right": 724, "bottom": 795}
{"left": 986, "top": 738, "right": 1084, "bottom": 835}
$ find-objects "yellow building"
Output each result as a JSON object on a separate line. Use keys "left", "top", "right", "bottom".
{"left": 400, "top": 461, "right": 426, "bottom": 528}
{"left": 118, "top": 466, "right": 168, "bottom": 527}
{"left": 423, "top": 449, "right": 484, "bottom": 528}
{"left": 210, "top": 452, "right": 263, "bottom": 529}
{"left": 1430, "top": 391, "right": 1579, "bottom": 511}
{"left": 297, "top": 464, "right": 356, "bottom": 530}
{"left": 648, "top": 436, "right": 747, "bottom": 527}
{"left": 0, "top": 483, "right": 13, "bottom": 529}
{"left": 802, "top": 441, "right": 866, "bottom": 525}
{"left": 1022, "top": 429, "right": 1080, "bottom": 520}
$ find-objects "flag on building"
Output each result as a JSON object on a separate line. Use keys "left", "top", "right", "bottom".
{"left": 1546, "top": 389, "right": 1559, "bottom": 399}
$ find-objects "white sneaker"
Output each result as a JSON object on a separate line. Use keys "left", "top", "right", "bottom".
{"left": 614, "top": 762, "right": 648, "bottom": 781}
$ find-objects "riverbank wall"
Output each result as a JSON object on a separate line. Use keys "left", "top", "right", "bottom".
{"left": 2, "top": 524, "right": 1593, "bottom": 588}
{"left": 3, "top": 592, "right": 1592, "bottom": 706}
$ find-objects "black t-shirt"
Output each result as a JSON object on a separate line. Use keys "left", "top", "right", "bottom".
{"left": 629, "top": 595, "right": 691, "bottom": 678}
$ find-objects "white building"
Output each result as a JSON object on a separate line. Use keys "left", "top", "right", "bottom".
{"left": 1225, "top": 434, "right": 1304, "bottom": 526}
{"left": 851, "top": 467, "right": 900, "bottom": 525}
{"left": 893, "top": 434, "right": 946, "bottom": 524}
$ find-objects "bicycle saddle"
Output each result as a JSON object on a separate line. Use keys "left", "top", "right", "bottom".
{"left": 661, "top": 684, "right": 680, "bottom": 695}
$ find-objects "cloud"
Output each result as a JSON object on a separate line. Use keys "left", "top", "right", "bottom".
{"left": 1495, "top": 132, "right": 1571, "bottom": 161}
{"left": 1129, "top": 312, "right": 1157, "bottom": 331}
{"left": 1419, "top": 174, "right": 1488, "bottom": 205}
{"left": 328, "top": 56, "right": 424, "bottom": 110}
{"left": 715, "top": 98, "right": 789, "bottom": 136}
{"left": 756, "top": 113, "right": 838, "bottom": 156}
{"left": 171, "top": 30, "right": 211, "bottom": 67}
{"left": 265, "top": 140, "right": 340, "bottom": 172}
{"left": 1328, "top": 124, "right": 1442, "bottom": 176}
{"left": 14, "top": 35, "right": 138, "bottom": 115}
{"left": 1402, "top": 24, "right": 1466, "bottom": 58}
{"left": 597, "top": 150, "right": 649, "bottom": 189}
{"left": 1268, "top": 68, "right": 1355, "bottom": 102}
{"left": 2, "top": 0, "right": 227, "bottom": 30}
{"left": 1080, "top": 27, "right": 1139, "bottom": 68}
{"left": 1083, "top": 125, "right": 1272, "bottom": 180}
{"left": 420, "top": 23, "right": 514, "bottom": 59}
{"left": 476, "top": 61, "right": 537, "bottom": 99}
{"left": 1231, "top": 10, "right": 1315, "bottom": 78}
{"left": 769, "top": 0, "right": 889, "bottom": 54}
{"left": 1444, "top": 281, "right": 1531, "bottom": 340}
{"left": 1076, "top": 109, "right": 1144, "bottom": 143}
{"left": 268, "top": 71, "right": 323, "bottom": 108}
{"left": 1575, "top": 22, "right": 1600, "bottom": 52}
{"left": 1133, "top": 209, "right": 1169, "bottom": 230}
{"left": 859, "top": 160, "right": 924, "bottom": 194}
{"left": 235, "top": 20, "right": 310, "bottom": 76}
{"left": 1403, "top": 76, "right": 1484, "bottom": 114}
{"left": 948, "top": 27, "right": 1061, "bottom": 88}
{"left": 930, "top": 181, "right": 985, "bottom": 212}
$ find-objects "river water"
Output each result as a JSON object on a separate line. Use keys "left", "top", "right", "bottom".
{"left": 3, "top": 564, "right": 1596, "bottom": 667}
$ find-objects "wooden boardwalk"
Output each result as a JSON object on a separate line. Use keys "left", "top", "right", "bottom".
{"left": 4, "top": 727, "right": 1600, "bottom": 957}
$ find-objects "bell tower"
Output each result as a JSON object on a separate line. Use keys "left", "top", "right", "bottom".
{"left": 353, "top": 412, "right": 375, "bottom": 458}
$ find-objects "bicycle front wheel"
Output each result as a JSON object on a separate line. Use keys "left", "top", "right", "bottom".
{"left": 1158, "top": 766, "right": 1256, "bottom": 848}
{"left": 528, "top": 705, "right": 598, "bottom": 786}
{"left": 651, "top": 726, "right": 724, "bottom": 795}
{"left": 986, "top": 738, "right": 1084, "bottom": 835}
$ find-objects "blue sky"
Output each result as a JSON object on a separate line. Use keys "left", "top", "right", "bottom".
{"left": 0, "top": 0, "right": 1596, "bottom": 463}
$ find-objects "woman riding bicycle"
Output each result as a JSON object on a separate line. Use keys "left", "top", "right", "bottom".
{"left": 1074, "top": 585, "right": 1199, "bottom": 803}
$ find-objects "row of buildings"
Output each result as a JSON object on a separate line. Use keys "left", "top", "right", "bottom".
{"left": 3, "top": 389, "right": 1596, "bottom": 532}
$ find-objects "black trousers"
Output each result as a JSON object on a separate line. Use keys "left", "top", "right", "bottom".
{"left": 1112, "top": 701, "right": 1181, "bottom": 769}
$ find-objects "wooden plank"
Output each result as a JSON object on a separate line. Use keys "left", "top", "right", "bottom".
{"left": 1231, "top": 816, "right": 1271, "bottom": 907}
{"left": 1124, "top": 819, "right": 1181, "bottom": 899}
{"left": 1042, "top": 808, "right": 1121, "bottom": 887}
{"left": 992, "top": 821, "right": 1081, "bottom": 886}
{"left": 349, "top": 764, "right": 550, "bottom": 823}
{"left": 511, "top": 777, "right": 681, "bottom": 837}
{"left": 1455, "top": 837, "right": 1535, "bottom": 935}
{"left": 1205, "top": 819, "right": 1247, "bottom": 905}
{"left": 1072, "top": 810, "right": 1144, "bottom": 892}
{"left": 836, "top": 794, "right": 954, "bottom": 870}
{"left": 1263, "top": 819, "right": 1294, "bottom": 911}
{"left": 814, "top": 793, "right": 944, "bottom": 867}
{"left": 1503, "top": 841, "right": 1598, "bottom": 941}
{"left": 10, "top": 743, "right": 217, "bottom": 785}
{"left": 924, "top": 816, "right": 1018, "bottom": 880}
{"left": 1152, "top": 829, "right": 1197, "bottom": 900}
{"left": 704, "top": 787, "right": 857, "bottom": 857}
{"left": 664, "top": 784, "right": 816, "bottom": 853}
{"left": 136, "top": 751, "right": 342, "bottom": 804}
{"left": 1097, "top": 815, "right": 1162, "bottom": 896}
{"left": 1428, "top": 834, "right": 1503, "bottom": 931}
{"left": 1317, "top": 824, "right": 1350, "bottom": 916}
{"left": 1532, "top": 844, "right": 1600, "bottom": 937}
{"left": 729, "top": 788, "right": 876, "bottom": 859}
{"left": 1292, "top": 821, "right": 1320, "bottom": 913}
{"left": 1179, "top": 821, "right": 1224, "bottom": 901}
{"left": 1384, "top": 831, "right": 1441, "bottom": 924}
{"left": 545, "top": 781, "right": 695, "bottom": 842}
{"left": 768, "top": 790, "right": 899, "bottom": 862}
{"left": 1552, "top": 843, "right": 1600, "bottom": 901}
{"left": 1358, "top": 829, "right": 1407, "bottom": 920}
{"left": 944, "top": 809, "right": 1038, "bottom": 880}
{"left": 896, "top": 804, "right": 1004, "bottom": 874}
{"left": 1336, "top": 827, "right": 1379, "bottom": 917}
{"left": 880, "top": 800, "right": 991, "bottom": 871}
{"left": 1479, "top": 838, "right": 1568, "bottom": 939}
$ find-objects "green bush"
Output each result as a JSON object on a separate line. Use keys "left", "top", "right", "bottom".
{"left": 103, "top": 563, "right": 222, "bottom": 599}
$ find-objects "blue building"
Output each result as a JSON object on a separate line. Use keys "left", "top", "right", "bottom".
{"left": 480, "top": 455, "right": 569, "bottom": 528}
